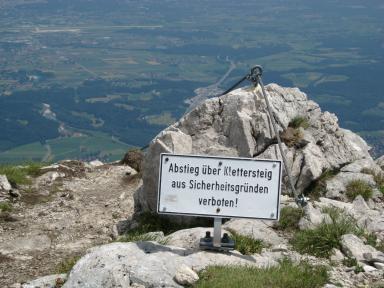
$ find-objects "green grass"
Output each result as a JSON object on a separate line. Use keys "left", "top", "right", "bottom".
{"left": 0, "top": 162, "right": 45, "bottom": 186}
{"left": 0, "top": 202, "right": 13, "bottom": 212}
{"left": 361, "top": 168, "right": 384, "bottom": 195}
{"left": 227, "top": 229, "right": 265, "bottom": 255}
{"left": 117, "top": 231, "right": 168, "bottom": 245}
{"left": 288, "top": 116, "right": 310, "bottom": 129}
{"left": 195, "top": 259, "right": 328, "bottom": 288}
{"left": 275, "top": 206, "right": 304, "bottom": 232}
{"left": 55, "top": 255, "right": 81, "bottom": 274}
{"left": 345, "top": 180, "right": 373, "bottom": 201}
{"left": 291, "top": 207, "right": 363, "bottom": 258}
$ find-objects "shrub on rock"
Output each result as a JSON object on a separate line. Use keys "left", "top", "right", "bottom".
{"left": 345, "top": 180, "right": 373, "bottom": 201}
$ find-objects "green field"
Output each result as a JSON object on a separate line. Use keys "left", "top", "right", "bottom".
{"left": 0, "top": 131, "right": 131, "bottom": 164}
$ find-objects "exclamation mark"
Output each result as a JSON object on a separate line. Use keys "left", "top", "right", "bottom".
{"left": 235, "top": 198, "right": 238, "bottom": 207}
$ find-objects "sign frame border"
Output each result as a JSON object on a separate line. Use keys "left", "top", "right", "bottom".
{"left": 157, "top": 153, "right": 282, "bottom": 220}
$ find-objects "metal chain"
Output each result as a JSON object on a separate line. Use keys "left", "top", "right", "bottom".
{"left": 223, "top": 66, "right": 306, "bottom": 207}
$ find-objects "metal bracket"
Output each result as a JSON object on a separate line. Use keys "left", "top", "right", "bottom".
{"left": 199, "top": 218, "right": 235, "bottom": 251}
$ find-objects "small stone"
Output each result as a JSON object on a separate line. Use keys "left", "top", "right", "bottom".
{"left": 366, "top": 199, "right": 376, "bottom": 209}
{"left": 271, "top": 244, "right": 288, "bottom": 252}
{"left": 363, "top": 251, "right": 384, "bottom": 263}
{"left": 89, "top": 160, "right": 104, "bottom": 167}
{"left": 298, "top": 202, "right": 331, "bottom": 230}
{"left": 0, "top": 175, "right": 12, "bottom": 191}
{"left": 330, "top": 248, "right": 344, "bottom": 263}
{"left": 374, "top": 262, "right": 384, "bottom": 270}
{"left": 363, "top": 265, "right": 377, "bottom": 272}
{"left": 352, "top": 195, "right": 370, "bottom": 213}
{"left": 323, "top": 284, "right": 339, "bottom": 288}
{"left": 174, "top": 264, "right": 199, "bottom": 286}
{"left": 130, "top": 284, "right": 145, "bottom": 288}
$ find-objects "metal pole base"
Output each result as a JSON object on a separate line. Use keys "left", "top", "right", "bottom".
{"left": 199, "top": 218, "right": 235, "bottom": 251}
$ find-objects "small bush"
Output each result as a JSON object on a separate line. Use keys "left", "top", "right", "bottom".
{"left": 55, "top": 255, "right": 81, "bottom": 274}
{"left": 289, "top": 116, "right": 310, "bottom": 129}
{"left": 280, "top": 127, "right": 303, "bottom": 147}
{"left": 195, "top": 258, "right": 328, "bottom": 288}
{"left": 345, "top": 180, "right": 373, "bottom": 201}
{"left": 0, "top": 202, "right": 12, "bottom": 212}
{"left": 120, "top": 148, "right": 143, "bottom": 173}
{"left": 227, "top": 229, "right": 265, "bottom": 255}
{"left": 342, "top": 257, "right": 357, "bottom": 267}
{"left": 276, "top": 206, "right": 304, "bottom": 232}
{"left": 342, "top": 256, "right": 364, "bottom": 274}
{"left": 354, "top": 264, "right": 364, "bottom": 274}
{"left": 291, "top": 207, "right": 362, "bottom": 258}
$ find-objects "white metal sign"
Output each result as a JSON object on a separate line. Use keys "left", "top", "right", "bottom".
{"left": 157, "top": 153, "right": 282, "bottom": 220}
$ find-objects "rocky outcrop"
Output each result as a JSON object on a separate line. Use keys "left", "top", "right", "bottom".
{"left": 63, "top": 242, "right": 278, "bottom": 288}
{"left": 142, "top": 84, "right": 375, "bottom": 211}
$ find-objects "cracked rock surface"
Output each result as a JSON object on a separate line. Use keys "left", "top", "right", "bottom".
{"left": 142, "top": 84, "right": 375, "bottom": 211}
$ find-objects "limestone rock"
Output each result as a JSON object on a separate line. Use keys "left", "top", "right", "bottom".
{"left": 142, "top": 84, "right": 373, "bottom": 211}
{"left": 325, "top": 172, "right": 375, "bottom": 200}
{"left": 363, "top": 265, "right": 377, "bottom": 273}
{"left": 340, "top": 234, "right": 377, "bottom": 262}
{"left": 223, "top": 218, "right": 287, "bottom": 246}
{"left": 0, "top": 175, "right": 12, "bottom": 191}
{"left": 352, "top": 196, "right": 370, "bottom": 214}
{"left": 317, "top": 197, "right": 353, "bottom": 211}
{"left": 363, "top": 251, "right": 384, "bottom": 264}
{"left": 376, "top": 155, "right": 384, "bottom": 170}
{"left": 341, "top": 158, "right": 381, "bottom": 174}
{"left": 330, "top": 248, "right": 345, "bottom": 263}
{"left": 174, "top": 264, "right": 199, "bottom": 286}
{"left": 374, "top": 262, "right": 384, "bottom": 270}
{"left": 21, "top": 274, "right": 67, "bottom": 288}
{"left": 88, "top": 160, "right": 104, "bottom": 168}
{"left": 166, "top": 227, "right": 229, "bottom": 251}
{"left": 63, "top": 242, "right": 271, "bottom": 288}
{"left": 298, "top": 202, "right": 332, "bottom": 230}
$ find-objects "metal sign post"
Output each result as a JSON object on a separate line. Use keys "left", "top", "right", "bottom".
{"left": 157, "top": 153, "right": 282, "bottom": 251}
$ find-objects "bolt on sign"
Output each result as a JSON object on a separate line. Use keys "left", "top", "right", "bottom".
{"left": 157, "top": 153, "right": 282, "bottom": 220}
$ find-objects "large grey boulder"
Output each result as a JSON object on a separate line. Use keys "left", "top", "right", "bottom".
{"left": 63, "top": 241, "right": 276, "bottom": 288}
{"left": 142, "top": 84, "right": 373, "bottom": 211}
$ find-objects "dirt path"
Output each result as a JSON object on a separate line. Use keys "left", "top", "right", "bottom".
{"left": 0, "top": 163, "right": 141, "bottom": 287}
